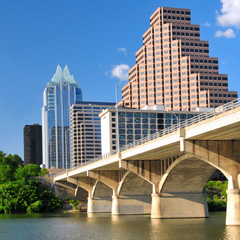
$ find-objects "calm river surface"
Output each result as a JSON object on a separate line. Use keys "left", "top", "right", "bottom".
{"left": 0, "top": 212, "right": 240, "bottom": 240}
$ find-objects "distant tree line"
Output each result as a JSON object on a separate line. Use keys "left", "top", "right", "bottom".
{"left": 0, "top": 151, "right": 62, "bottom": 214}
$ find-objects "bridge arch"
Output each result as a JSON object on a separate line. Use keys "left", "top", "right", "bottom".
{"left": 119, "top": 171, "right": 152, "bottom": 196}
{"left": 116, "top": 171, "right": 152, "bottom": 214}
{"left": 75, "top": 186, "right": 88, "bottom": 200}
{"left": 159, "top": 153, "right": 229, "bottom": 194}
{"left": 151, "top": 152, "right": 237, "bottom": 220}
{"left": 92, "top": 180, "right": 113, "bottom": 197}
{"left": 86, "top": 180, "right": 113, "bottom": 213}
{"left": 117, "top": 171, "right": 130, "bottom": 195}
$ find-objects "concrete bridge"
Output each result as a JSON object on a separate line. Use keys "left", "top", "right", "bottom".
{"left": 55, "top": 99, "right": 240, "bottom": 225}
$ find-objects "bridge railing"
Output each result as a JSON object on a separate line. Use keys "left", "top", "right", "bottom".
{"left": 54, "top": 98, "right": 240, "bottom": 177}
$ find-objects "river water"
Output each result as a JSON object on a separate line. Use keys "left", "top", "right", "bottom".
{"left": 0, "top": 212, "right": 240, "bottom": 240}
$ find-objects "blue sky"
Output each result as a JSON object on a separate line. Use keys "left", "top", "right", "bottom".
{"left": 0, "top": 0, "right": 239, "bottom": 159}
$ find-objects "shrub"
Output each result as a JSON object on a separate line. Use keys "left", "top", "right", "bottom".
{"left": 27, "top": 201, "right": 43, "bottom": 213}
{"left": 208, "top": 199, "right": 226, "bottom": 212}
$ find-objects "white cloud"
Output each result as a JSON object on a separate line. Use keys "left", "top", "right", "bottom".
{"left": 117, "top": 48, "right": 127, "bottom": 55}
{"left": 203, "top": 22, "right": 211, "bottom": 27}
{"left": 111, "top": 64, "right": 130, "bottom": 80}
{"left": 215, "top": 28, "right": 236, "bottom": 38}
{"left": 217, "top": 0, "right": 240, "bottom": 27}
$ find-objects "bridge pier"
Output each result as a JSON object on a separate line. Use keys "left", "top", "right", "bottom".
{"left": 87, "top": 196, "right": 112, "bottom": 213}
{"left": 116, "top": 195, "right": 151, "bottom": 215}
{"left": 151, "top": 193, "right": 209, "bottom": 219}
{"left": 112, "top": 195, "right": 120, "bottom": 215}
{"left": 226, "top": 189, "right": 240, "bottom": 225}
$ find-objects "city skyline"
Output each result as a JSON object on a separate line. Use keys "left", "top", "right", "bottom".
{"left": 0, "top": 0, "right": 239, "bottom": 158}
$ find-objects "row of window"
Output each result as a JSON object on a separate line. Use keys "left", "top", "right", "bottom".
{"left": 173, "top": 32, "right": 199, "bottom": 37}
{"left": 163, "top": 9, "right": 191, "bottom": 15}
{"left": 116, "top": 112, "right": 157, "bottom": 118}
{"left": 172, "top": 26, "right": 199, "bottom": 31}
{"left": 72, "top": 106, "right": 102, "bottom": 111}
{"left": 191, "top": 65, "right": 217, "bottom": 69}
{"left": 114, "top": 112, "right": 197, "bottom": 120}
{"left": 200, "top": 82, "right": 227, "bottom": 86}
{"left": 182, "top": 42, "right": 208, "bottom": 47}
{"left": 191, "top": 58, "right": 216, "bottom": 63}
{"left": 209, "top": 93, "right": 237, "bottom": 98}
{"left": 163, "top": 15, "right": 191, "bottom": 21}
{"left": 210, "top": 100, "right": 229, "bottom": 104}
{"left": 200, "top": 76, "right": 227, "bottom": 80}
{"left": 182, "top": 49, "right": 209, "bottom": 53}
{"left": 118, "top": 118, "right": 157, "bottom": 124}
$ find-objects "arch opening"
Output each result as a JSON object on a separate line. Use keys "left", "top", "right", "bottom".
{"left": 152, "top": 154, "right": 229, "bottom": 219}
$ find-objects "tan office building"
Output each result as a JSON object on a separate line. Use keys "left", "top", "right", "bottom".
{"left": 121, "top": 7, "right": 238, "bottom": 111}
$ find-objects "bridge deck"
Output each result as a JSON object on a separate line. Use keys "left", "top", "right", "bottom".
{"left": 55, "top": 102, "right": 240, "bottom": 182}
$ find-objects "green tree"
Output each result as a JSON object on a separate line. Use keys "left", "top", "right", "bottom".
{"left": 0, "top": 153, "right": 23, "bottom": 183}
{"left": 0, "top": 150, "right": 63, "bottom": 214}
{"left": 206, "top": 180, "right": 228, "bottom": 211}
{"left": 14, "top": 164, "right": 41, "bottom": 182}
{"left": 0, "top": 151, "right": 6, "bottom": 160}
{"left": 40, "top": 168, "right": 49, "bottom": 176}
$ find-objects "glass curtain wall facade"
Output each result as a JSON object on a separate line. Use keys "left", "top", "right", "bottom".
{"left": 42, "top": 65, "right": 82, "bottom": 169}
{"left": 100, "top": 108, "right": 202, "bottom": 155}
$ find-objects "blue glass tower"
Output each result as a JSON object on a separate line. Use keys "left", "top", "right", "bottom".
{"left": 42, "top": 65, "right": 82, "bottom": 169}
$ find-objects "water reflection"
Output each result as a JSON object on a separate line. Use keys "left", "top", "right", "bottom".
{"left": 224, "top": 226, "right": 240, "bottom": 240}
{"left": 0, "top": 212, "right": 239, "bottom": 240}
{"left": 111, "top": 214, "right": 120, "bottom": 223}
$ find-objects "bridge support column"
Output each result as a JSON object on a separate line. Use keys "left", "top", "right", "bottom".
{"left": 151, "top": 193, "right": 209, "bottom": 219}
{"left": 112, "top": 195, "right": 120, "bottom": 215}
{"left": 87, "top": 197, "right": 94, "bottom": 213}
{"left": 151, "top": 194, "right": 161, "bottom": 218}
{"left": 226, "top": 189, "right": 240, "bottom": 225}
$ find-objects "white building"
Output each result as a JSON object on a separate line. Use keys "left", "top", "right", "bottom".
{"left": 100, "top": 107, "right": 202, "bottom": 155}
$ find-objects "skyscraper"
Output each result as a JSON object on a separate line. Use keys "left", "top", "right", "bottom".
{"left": 121, "top": 7, "right": 238, "bottom": 111}
{"left": 24, "top": 124, "right": 42, "bottom": 166}
{"left": 71, "top": 101, "right": 115, "bottom": 167}
{"left": 42, "top": 65, "right": 82, "bottom": 169}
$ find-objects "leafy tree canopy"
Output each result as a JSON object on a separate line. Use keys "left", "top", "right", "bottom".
{"left": 0, "top": 150, "right": 62, "bottom": 214}
{"left": 14, "top": 164, "right": 42, "bottom": 182}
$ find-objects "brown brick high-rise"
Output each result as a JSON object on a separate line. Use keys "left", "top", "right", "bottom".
{"left": 121, "top": 7, "right": 238, "bottom": 111}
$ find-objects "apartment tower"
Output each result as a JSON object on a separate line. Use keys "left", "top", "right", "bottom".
{"left": 121, "top": 7, "right": 238, "bottom": 111}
